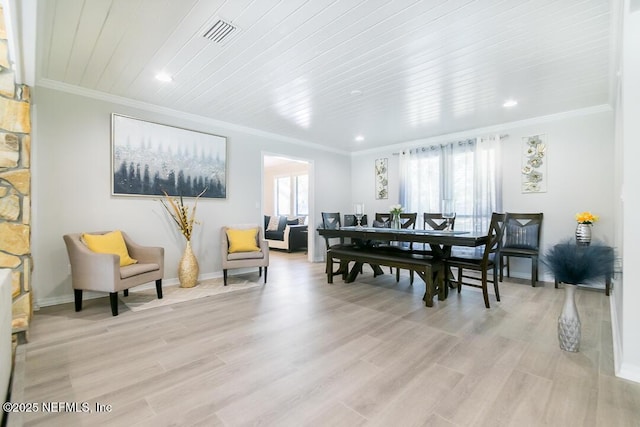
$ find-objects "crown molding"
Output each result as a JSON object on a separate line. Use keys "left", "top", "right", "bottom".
{"left": 35, "top": 79, "right": 612, "bottom": 159}
{"left": 352, "top": 104, "right": 613, "bottom": 156}
{"left": 36, "top": 78, "right": 350, "bottom": 156}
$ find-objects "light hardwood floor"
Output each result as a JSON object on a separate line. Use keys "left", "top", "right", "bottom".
{"left": 16, "top": 252, "right": 640, "bottom": 426}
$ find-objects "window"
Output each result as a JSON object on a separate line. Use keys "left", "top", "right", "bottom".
{"left": 295, "top": 174, "right": 309, "bottom": 215}
{"left": 400, "top": 136, "right": 501, "bottom": 232}
{"left": 275, "top": 174, "right": 308, "bottom": 217}
{"left": 275, "top": 176, "right": 291, "bottom": 216}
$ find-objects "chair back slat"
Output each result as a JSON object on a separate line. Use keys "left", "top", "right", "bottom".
{"left": 344, "top": 214, "right": 368, "bottom": 227}
{"left": 399, "top": 213, "right": 417, "bottom": 229}
{"left": 321, "top": 212, "right": 343, "bottom": 247}
{"left": 503, "top": 213, "right": 543, "bottom": 250}
{"left": 423, "top": 213, "right": 456, "bottom": 231}
{"left": 322, "top": 212, "right": 341, "bottom": 230}
{"left": 484, "top": 213, "right": 506, "bottom": 263}
{"left": 374, "top": 213, "right": 391, "bottom": 227}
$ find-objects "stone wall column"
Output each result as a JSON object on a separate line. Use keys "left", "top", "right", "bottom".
{"left": 0, "top": 5, "right": 32, "bottom": 343}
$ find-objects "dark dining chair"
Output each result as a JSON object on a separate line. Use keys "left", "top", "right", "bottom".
{"left": 373, "top": 212, "right": 391, "bottom": 227}
{"left": 343, "top": 214, "right": 368, "bottom": 250}
{"left": 395, "top": 212, "right": 419, "bottom": 281}
{"left": 374, "top": 212, "right": 418, "bottom": 281}
{"left": 321, "top": 212, "right": 349, "bottom": 278}
{"left": 423, "top": 212, "right": 457, "bottom": 287}
{"left": 499, "top": 212, "right": 543, "bottom": 287}
{"left": 399, "top": 213, "right": 417, "bottom": 231}
{"left": 424, "top": 212, "right": 456, "bottom": 231}
{"left": 446, "top": 212, "right": 506, "bottom": 308}
{"left": 371, "top": 213, "right": 392, "bottom": 265}
{"left": 344, "top": 214, "right": 368, "bottom": 227}
{"left": 423, "top": 213, "right": 456, "bottom": 251}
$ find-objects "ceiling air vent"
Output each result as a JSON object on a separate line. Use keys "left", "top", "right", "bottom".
{"left": 202, "top": 19, "right": 237, "bottom": 44}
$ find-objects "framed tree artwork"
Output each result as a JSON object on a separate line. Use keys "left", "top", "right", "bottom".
{"left": 111, "top": 114, "right": 227, "bottom": 198}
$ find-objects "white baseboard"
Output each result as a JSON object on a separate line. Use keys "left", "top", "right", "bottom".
{"left": 618, "top": 363, "right": 640, "bottom": 383}
{"left": 609, "top": 286, "right": 640, "bottom": 384}
{"left": 35, "top": 270, "right": 231, "bottom": 308}
{"left": 610, "top": 286, "right": 623, "bottom": 376}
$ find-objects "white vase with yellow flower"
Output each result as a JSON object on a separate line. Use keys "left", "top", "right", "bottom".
{"left": 161, "top": 189, "right": 205, "bottom": 288}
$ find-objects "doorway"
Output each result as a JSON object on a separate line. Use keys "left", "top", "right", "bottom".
{"left": 262, "top": 154, "right": 314, "bottom": 262}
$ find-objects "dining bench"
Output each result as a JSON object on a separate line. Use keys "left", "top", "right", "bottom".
{"left": 326, "top": 246, "right": 445, "bottom": 307}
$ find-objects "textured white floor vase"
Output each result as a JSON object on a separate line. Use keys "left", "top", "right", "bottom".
{"left": 558, "top": 284, "right": 581, "bottom": 352}
{"left": 120, "top": 278, "right": 262, "bottom": 312}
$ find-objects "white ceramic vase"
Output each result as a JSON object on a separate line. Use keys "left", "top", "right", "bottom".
{"left": 558, "top": 284, "right": 581, "bottom": 352}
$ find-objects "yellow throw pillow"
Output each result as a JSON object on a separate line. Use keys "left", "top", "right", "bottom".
{"left": 82, "top": 230, "right": 138, "bottom": 267}
{"left": 226, "top": 228, "right": 260, "bottom": 253}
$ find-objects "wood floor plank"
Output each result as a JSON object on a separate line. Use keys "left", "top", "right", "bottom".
{"left": 342, "top": 333, "right": 460, "bottom": 420}
{"left": 365, "top": 364, "right": 464, "bottom": 427}
{"left": 14, "top": 251, "right": 640, "bottom": 427}
{"left": 473, "top": 369, "right": 554, "bottom": 427}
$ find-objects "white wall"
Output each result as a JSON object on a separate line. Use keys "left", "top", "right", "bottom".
{"left": 350, "top": 109, "right": 615, "bottom": 282}
{"left": 619, "top": 0, "right": 640, "bottom": 382}
{"left": 31, "top": 86, "right": 351, "bottom": 306}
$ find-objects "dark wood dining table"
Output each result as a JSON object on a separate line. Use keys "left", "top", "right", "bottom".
{"left": 317, "top": 226, "right": 489, "bottom": 304}
{"left": 318, "top": 226, "right": 488, "bottom": 257}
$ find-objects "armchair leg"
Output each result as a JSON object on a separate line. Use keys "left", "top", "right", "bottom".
{"left": 74, "top": 289, "right": 83, "bottom": 312}
{"left": 155, "top": 279, "right": 163, "bottom": 299}
{"left": 223, "top": 269, "right": 228, "bottom": 286}
{"left": 109, "top": 292, "right": 119, "bottom": 316}
{"left": 123, "top": 289, "right": 129, "bottom": 297}
{"left": 264, "top": 266, "right": 268, "bottom": 284}
{"left": 259, "top": 267, "right": 263, "bottom": 277}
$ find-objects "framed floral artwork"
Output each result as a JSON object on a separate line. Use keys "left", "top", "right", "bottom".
{"left": 521, "top": 134, "right": 547, "bottom": 193}
{"left": 375, "top": 158, "right": 388, "bottom": 199}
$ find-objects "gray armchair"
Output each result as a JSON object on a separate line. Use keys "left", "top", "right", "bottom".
{"left": 63, "top": 231, "right": 164, "bottom": 316}
{"left": 221, "top": 224, "right": 269, "bottom": 286}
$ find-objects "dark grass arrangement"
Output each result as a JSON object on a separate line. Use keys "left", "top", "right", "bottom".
{"left": 543, "top": 240, "right": 615, "bottom": 284}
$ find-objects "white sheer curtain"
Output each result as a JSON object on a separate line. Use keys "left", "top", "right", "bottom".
{"left": 399, "top": 135, "right": 502, "bottom": 232}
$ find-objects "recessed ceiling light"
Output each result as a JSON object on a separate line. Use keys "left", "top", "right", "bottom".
{"left": 503, "top": 99, "right": 518, "bottom": 108}
{"left": 155, "top": 72, "right": 173, "bottom": 82}
{"left": 355, "top": 135, "right": 365, "bottom": 142}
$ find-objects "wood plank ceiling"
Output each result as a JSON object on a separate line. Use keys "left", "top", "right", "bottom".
{"left": 36, "top": 0, "right": 613, "bottom": 152}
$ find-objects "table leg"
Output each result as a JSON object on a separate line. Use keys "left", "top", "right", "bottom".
{"left": 416, "top": 270, "right": 434, "bottom": 307}
{"left": 345, "top": 262, "right": 364, "bottom": 283}
{"left": 435, "top": 268, "right": 447, "bottom": 301}
{"left": 370, "top": 264, "right": 385, "bottom": 277}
